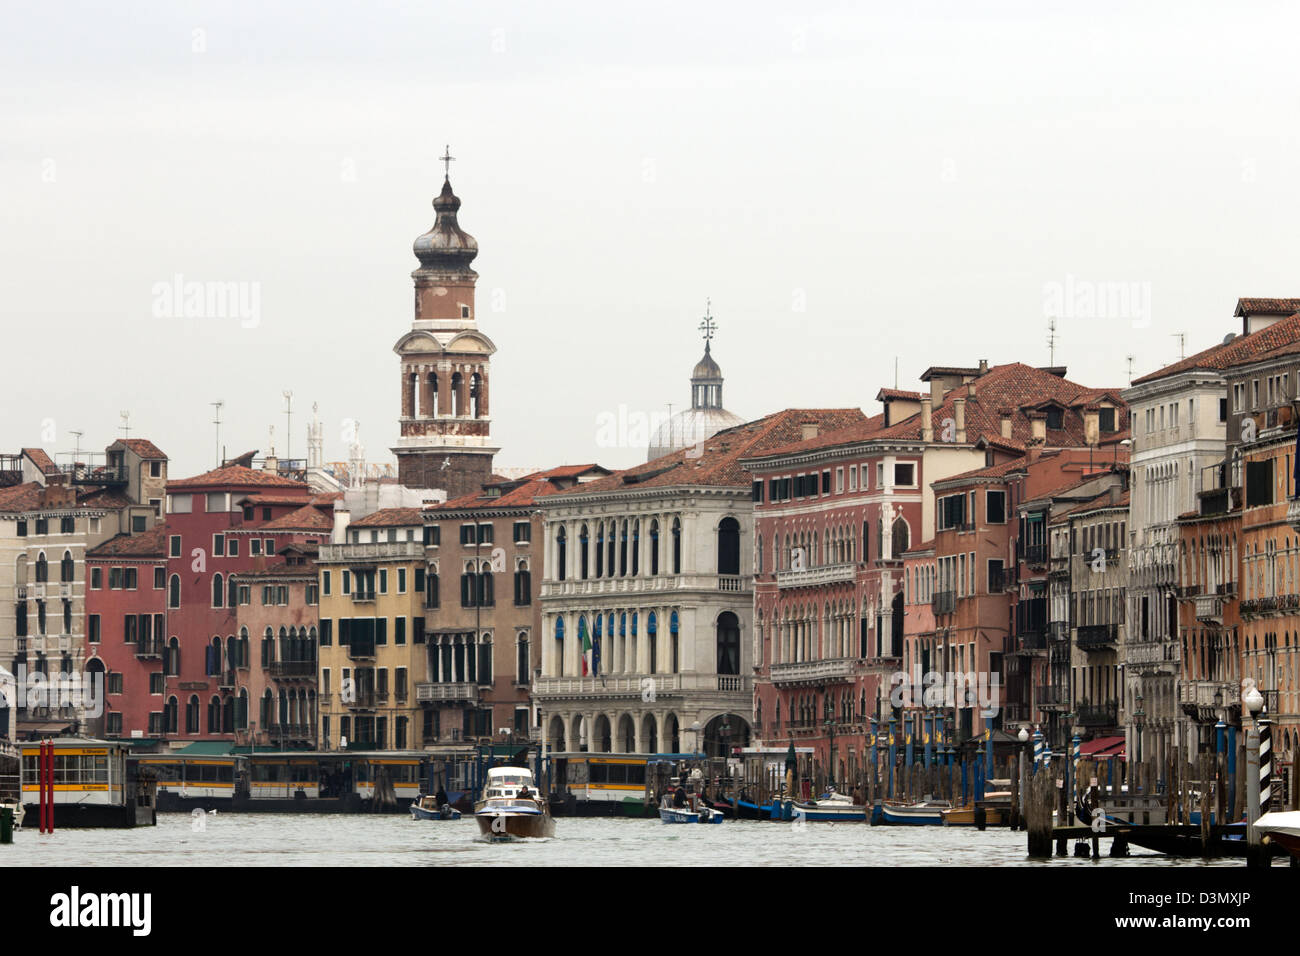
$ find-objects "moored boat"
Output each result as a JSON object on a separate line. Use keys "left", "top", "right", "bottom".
{"left": 658, "top": 793, "right": 724, "bottom": 824}
{"left": 941, "top": 792, "right": 1012, "bottom": 827}
{"left": 475, "top": 767, "right": 554, "bottom": 840}
{"left": 881, "top": 799, "right": 950, "bottom": 826}
{"left": 791, "top": 789, "right": 866, "bottom": 822}
{"left": 1254, "top": 810, "right": 1300, "bottom": 861}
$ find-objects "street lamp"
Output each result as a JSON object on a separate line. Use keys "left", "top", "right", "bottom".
{"left": 1243, "top": 682, "right": 1266, "bottom": 867}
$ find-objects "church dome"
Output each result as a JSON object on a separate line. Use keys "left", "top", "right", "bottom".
{"left": 646, "top": 309, "right": 744, "bottom": 461}
{"left": 413, "top": 177, "right": 478, "bottom": 272}
{"left": 648, "top": 406, "right": 747, "bottom": 461}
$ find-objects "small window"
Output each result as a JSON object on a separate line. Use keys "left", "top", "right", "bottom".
{"left": 91, "top": 567, "right": 103, "bottom": 589}
{"left": 894, "top": 463, "right": 916, "bottom": 487}
{"left": 15, "top": 520, "right": 26, "bottom": 537}
{"left": 154, "top": 567, "right": 165, "bottom": 589}
{"left": 478, "top": 524, "right": 494, "bottom": 545}
{"left": 251, "top": 539, "right": 262, "bottom": 556}
{"left": 513, "top": 522, "right": 531, "bottom": 543}
{"left": 986, "top": 490, "right": 1006, "bottom": 524}
{"left": 150, "top": 461, "right": 162, "bottom": 478}
{"left": 169, "top": 535, "right": 181, "bottom": 558}
{"left": 213, "top": 534, "right": 225, "bottom": 557}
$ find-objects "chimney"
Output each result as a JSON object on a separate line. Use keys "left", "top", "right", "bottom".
{"left": 1000, "top": 408, "right": 1013, "bottom": 440}
{"left": 1084, "top": 406, "right": 1100, "bottom": 446}
{"left": 332, "top": 506, "right": 350, "bottom": 544}
{"left": 801, "top": 421, "right": 820, "bottom": 441}
{"left": 968, "top": 381, "right": 977, "bottom": 400}
{"left": 930, "top": 379, "right": 944, "bottom": 406}
{"left": 921, "top": 397, "right": 934, "bottom": 443}
{"left": 953, "top": 398, "right": 967, "bottom": 444}
{"left": 264, "top": 454, "right": 278, "bottom": 474}
{"left": 1029, "top": 411, "right": 1047, "bottom": 445}
{"left": 978, "top": 358, "right": 989, "bottom": 375}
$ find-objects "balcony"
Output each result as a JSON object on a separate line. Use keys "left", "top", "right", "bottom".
{"left": 533, "top": 672, "right": 746, "bottom": 699}
{"left": 1194, "top": 594, "right": 1223, "bottom": 624}
{"left": 345, "top": 690, "right": 377, "bottom": 709}
{"left": 15, "top": 585, "right": 26, "bottom": 601}
{"left": 1076, "top": 701, "right": 1119, "bottom": 727}
{"left": 134, "top": 637, "right": 164, "bottom": 660}
{"left": 351, "top": 591, "right": 376, "bottom": 603}
{"left": 1288, "top": 497, "right": 1300, "bottom": 532}
{"left": 60, "top": 462, "right": 128, "bottom": 486}
{"left": 1022, "top": 544, "right": 1048, "bottom": 567}
{"left": 1015, "top": 630, "right": 1047, "bottom": 653}
{"left": 415, "top": 682, "right": 479, "bottom": 703}
{"left": 717, "top": 575, "right": 743, "bottom": 592}
{"left": 1179, "top": 680, "right": 1238, "bottom": 720}
{"left": 217, "top": 669, "right": 236, "bottom": 690}
{"left": 770, "top": 658, "right": 857, "bottom": 685}
{"left": 347, "top": 641, "right": 376, "bottom": 661}
{"left": 318, "top": 541, "right": 425, "bottom": 563}
{"left": 267, "top": 660, "right": 317, "bottom": 679}
{"left": 268, "top": 723, "right": 313, "bottom": 741}
{"left": 1077, "top": 624, "right": 1118, "bottom": 651}
{"left": 1036, "top": 685, "right": 1067, "bottom": 710}
{"left": 776, "top": 563, "right": 857, "bottom": 589}
{"left": 932, "top": 590, "right": 956, "bottom": 615}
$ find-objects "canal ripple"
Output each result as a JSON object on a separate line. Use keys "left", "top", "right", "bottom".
{"left": 1, "top": 813, "right": 1250, "bottom": 866}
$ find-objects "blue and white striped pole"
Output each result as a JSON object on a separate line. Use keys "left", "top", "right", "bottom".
{"left": 1031, "top": 727, "right": 1044, "bottom": 776}
{"left": 1071, "top": 733, "right": 1082, "bottom": 807}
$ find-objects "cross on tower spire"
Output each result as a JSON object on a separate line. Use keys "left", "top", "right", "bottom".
{"left": 440, "top": 144, "right": 455, "bottom": 180}
{"left": 698, "top": 299, "right": 717, "bottom": 351}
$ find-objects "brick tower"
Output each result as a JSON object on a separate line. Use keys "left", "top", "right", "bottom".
{"left": 392, "top": 155, "right": 499, "bottom": 497}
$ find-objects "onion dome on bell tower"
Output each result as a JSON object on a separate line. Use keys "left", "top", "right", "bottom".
{"left": 412, "top": 174, "right": 479, "bottom": 276}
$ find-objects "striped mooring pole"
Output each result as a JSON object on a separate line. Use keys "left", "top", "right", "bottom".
{"left": 1071, "top": 734, "right": 1082, "bottom": 805}
{"left": 1032, "top": 728, "right": 1044, "bottom": 774}
{"left": 1259, "top": 718, "right": 1272, "bottom": 811}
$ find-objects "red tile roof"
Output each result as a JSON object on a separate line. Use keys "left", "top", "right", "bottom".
{"left": 167, "top": 464, "right": 310, "bottom": 491}
{"left": 21, "top": 448, "right": 58, "bottom": 475}
{"left": 350, "top": 507, "right": 424, "bottom": 528}
{"left": 747, "top": 363, "right": 1127, "bottom": 462}
{"left": 113, "top": 438, "right": 167, "bottom": 460}
{"left": 259, "top": 504, "right": 334, "bottom": 532}
{"left": 1131, "top": 312, "right": 1300, "bottom": 385}
{"left": 1234, "top": 298, "right": 1300, "bottom": 317}
{"left": 88, "top": 526, "right": 168, "bottom": 557}
{"left": 0, "top": 482, "right": 47, "bottom": 513}
{"left": 76, "top": 488, "right": 135, "bottom": 510}
{"left": 563, "top": 409, "right": 869, "bottom": 494}
{"left": 876, "top": 388, "right": 925, "bottom": 402}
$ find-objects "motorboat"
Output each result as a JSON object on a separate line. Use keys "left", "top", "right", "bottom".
{"left": 791, "top": 788, "right": 867, "bottom": 822}
{"left": 410, "top": 793, "right": 462, "bottom": 821}
{"left": 475, "top": 767, "right": 554, "bottom": 840}
{"left": 880, "top": 799, "right": 951, "bottom": 825}
{"left": 941, "top": 792, "right": 1012, "bottom": 827}
{"left": 1254, "top": 810, "right": 1300, "bottom": 861}
{"left": 658, "top": 793, "right": 724, "bottom": 824}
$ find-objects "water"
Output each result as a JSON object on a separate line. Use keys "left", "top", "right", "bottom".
{"left": 3, "top": 813, "right": 1247, "bottom": 866}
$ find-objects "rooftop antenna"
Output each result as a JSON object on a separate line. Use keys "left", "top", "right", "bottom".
{"left": 119, "top": 411, "right": 131, "bottom": 438}
{"left": 211, "top": 401, "right": 224, "bottom": 467}
{"left": 1046, "top": 317, "right": 1057, "bottom": 367}
{"left": 70, "top": 430, "right": 83, "bottom": 463}
{"left": 283, "top": 391, "right": 294, "bottom": 461}
{"left": 1172, "top": 332, "right": 1186, "bottom": 361}
{"left": 894, "top": 356, "right": 899, "bottom": 389}
{"left": 1126, "top": 355, "right": 1135, "bottom": 387}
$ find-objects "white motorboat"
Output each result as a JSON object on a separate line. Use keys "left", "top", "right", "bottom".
{"left": 475, "top": 767, "right": 554, "bottom": 840}
{"left": 1255, "top": 810, "right": 1300, "bottom": 861}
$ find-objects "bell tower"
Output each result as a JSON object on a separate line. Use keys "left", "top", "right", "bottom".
{"left": 392, "top": 148, "right": 499, "bottom": 497}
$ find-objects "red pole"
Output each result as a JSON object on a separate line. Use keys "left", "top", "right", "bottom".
{"left": 47, "top": 741, "right": 55, "bottom": 834}
{"left": 38, "top": 741, "right": 47, "bottom": 834}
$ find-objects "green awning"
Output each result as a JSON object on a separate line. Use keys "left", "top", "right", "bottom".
{"left": 172, "top": 742, "right": 236, "bottom": 756}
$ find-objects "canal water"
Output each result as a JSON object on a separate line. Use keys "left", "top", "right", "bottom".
{"left": 5, "top": 814, "right": 1246, "bottom": 866}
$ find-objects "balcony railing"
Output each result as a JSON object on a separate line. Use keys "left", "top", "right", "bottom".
{"left": 415, "top": 682, "right": 479, "bottom": 702}
{"left": 1022, "top": 544, "right": 1048, "bottom": 566}
{"left": 1194, "top": 594, "right": 1223, "bottom": 623}
{"left": 1016, "top": 630, "right": 1047, "bottom": 652}
{"left": 352, "top": 591, "right": 376, "bottom": 603}
{"left": 134, "top": 637, "right": 165, "bottom": 660}
{"left": 775, "top": 563, "right": 856, "bottom": 589}
{"left": 1036, "top": 685, "right": 1067, "bottom": 709}
{"left": 60, "top": 463, "right": 128, "bottom": 485}
{"left": 348, "top": 641, "right": 376, "bottom": 660}
{"left": 1076, "top": 624, "right": 1118, "bottom": 650}
{"left": 1076, "top": 701, "right": 1119, "bottom": 727}
{"left": 345, "top": 690, "right": 377, "bottom": 709}
{"left": 770, "top": 658, "right": 857, "bottom": 685}
{"left": 218, "top": 669, "right": 236, "bottom": 690}
{"left": 317, "top": 541, "right": 425, "bottom": 563}
{"left": 267, "top": 660, "right": 317, "bottom": 679}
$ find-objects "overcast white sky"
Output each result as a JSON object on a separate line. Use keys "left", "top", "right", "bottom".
{"left": 4, "top": 1, "right": 1300, "bottom": 479}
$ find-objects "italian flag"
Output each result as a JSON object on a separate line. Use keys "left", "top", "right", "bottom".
{"left": 581, "top": 619, "right": 593, "bottom": 676}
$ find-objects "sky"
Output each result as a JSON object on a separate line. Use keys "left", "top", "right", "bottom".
{"left": 4, "top": 1, "right": 1300, "bottom": 479}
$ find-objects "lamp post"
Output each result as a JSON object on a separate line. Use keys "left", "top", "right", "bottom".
{"left": 1017, "top": 726, "right": 1030, "bottom": 830}
{"left": 824, "top": 717, "right": 836, "bottom": 790}
{"left": 1243, "top": 683, "right": 1267, "bottom": 868}
{"left": 1133, "top": 692, "right": 1145, "bottom": 793}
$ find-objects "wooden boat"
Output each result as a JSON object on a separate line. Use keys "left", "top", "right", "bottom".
{"left": 880, "top": 799, "right": 950, "bottom": 825}
{"left": 791, "top": 789, "right": 867, "bottom": 822}
{"left": 410, "top": 794, "right": 461, "bottom": 821}
{"left": 1254, "top": 811, "right": 1300, "bottom": 861}
{"left": 941, "top": 792, "right": 1012, "bottom": 827}
{"left": 475, "top": 767, "right": 554, "bottom": 840}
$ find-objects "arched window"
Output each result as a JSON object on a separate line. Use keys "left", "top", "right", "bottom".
{"left": 35, "top": 552, "right": 48, "bottom": 583}
{"left": 722, "top": 608, "right": 743, "bottom": 676}
{"left": 554, "top": 617, "right": 565, "bottom": 676}
{"left": 555, "top": 527, "right": 567, "bottom": 582}
{"left": 579, "top": 525, "right": 589, "bottom": 579}
{"left": 478, "top": 560, "right": 494, "bottom": 607}
{"left": 228, "top": 574, "right": 238, "bottom": 608}
{"left": 212, "top": 573, "right": 224, "bottom": 608}
{"left": 186, "top": 695, "right": 199, "bottom": 734}
{"left": 631, "top": 520, "right": 640, "bottom": 576}
{"left": 595, "top": 525, "right": 605, "bottom": 577}
{"left": 470, "top": 372, "right": 482, "bottom": 417}
{"left": 166, "top": 696, "right": 178, "bottom": 734}
{"left": 891, "top": 517, "right": 910, "bottom": 559}
{"left": 672, "top": 519, "right": 682, "bottom": 574}
{"left": 168, "top": 574, "right": 181, "bottom": 609}
{"left": 517, "top": 633, "right": 530, "bottom": 685}
{"left": 514, "top": 560, "right": 531, "bottom": 606}
{"left": 427, "top": 371, "right": 439, "bottom": 417}
{"left": 649, "top": 520, "right": 660, "bottom": 575}
{"left": 60, "top": 550, "right": 74, "bottom": 582}
{"left": 718, "top": 517, "right": 741, "bottom": 575}
{"left": 450, "top": 372, "right": 463, "bottom": 416}
{"left": 223, "top": 696, "right": 235, "bottom": 733}
{"left": 260, "top": 689, "right": 273, "bottom": 729}
{"left": 619, "top": 521, "right": 629, "bottom": 576}
{"left": 237, "top": 689, "right": 248, "bottom": 731}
